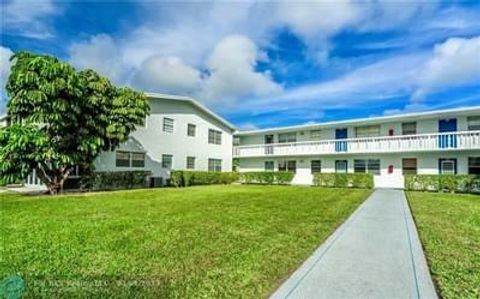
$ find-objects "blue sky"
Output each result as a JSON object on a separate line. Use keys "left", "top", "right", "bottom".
{"left": 1, "top": 1, "right": 480, "bottom": 129}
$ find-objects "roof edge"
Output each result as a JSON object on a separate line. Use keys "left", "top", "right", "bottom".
{"left": 236, "top": 105, "right": 480, "bottom": 136}
{"left": 144, "top": 92, "right": 236, "bottom": 131}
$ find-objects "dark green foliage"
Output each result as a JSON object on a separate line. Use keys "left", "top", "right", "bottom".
{"left": 405, "top": 175, "right": 480, "bottom": 194}
{"left": 170, "top": 171, "right": 238, "bottom": 187}
{"left": 313, "top": 173, "right": 374, "bottom": 189}
{"left": 0, "top": 52, "right": 149, "bottom": 194}
{"left": 80, "top": 171, "right": 151, "bottom": 191}
{"left": 239, "top": 172, "right": 294, "bottom": 185}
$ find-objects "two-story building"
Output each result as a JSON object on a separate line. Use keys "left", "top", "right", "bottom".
{"left": 234, "top": 106, "right": 480, "bottom": 188}
{"left": 24, "top": 93, "right": 236, "bottom": 188}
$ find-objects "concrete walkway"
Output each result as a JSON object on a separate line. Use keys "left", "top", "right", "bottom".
{"left": 271, "top": 189, "right": 437, "bottom": 299}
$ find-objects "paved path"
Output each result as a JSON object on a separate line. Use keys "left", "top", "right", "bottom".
{"left": 271, "top": 189, "right": 437, "bottom": 299}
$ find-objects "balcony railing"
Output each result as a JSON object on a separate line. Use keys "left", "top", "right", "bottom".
{"left": 233, "top": 130, "right": 480, "bottom": 158}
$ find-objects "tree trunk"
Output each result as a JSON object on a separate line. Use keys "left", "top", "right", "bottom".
{"left": 35, "top": 165, "right": 71, "bottom": 195}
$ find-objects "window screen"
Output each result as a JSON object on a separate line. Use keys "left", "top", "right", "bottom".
{"left": 311, "top": 160, "right": 322, "bottom": 173}
{"left": 116, "top": 151, "right": 130, "bottom": 167}
{"left": 162, "top": 154, "right": 173, "bottom": 169}
{"left": 467, "top": 116, "right": 480, "bottom": 131}
{"left": 163, "top": 118, "right": 174, "bottom": 133}
{"left": 469, "top": 157, "right": 480, "bottom": 174}
{"left": 402, "top": 122, "right": 417, "bottom": 135}
{"left": 355, "top": 125, "right": 380, "bottom": 138}
{"left": 278, "top": 132, "right": 296, "bottom": 143}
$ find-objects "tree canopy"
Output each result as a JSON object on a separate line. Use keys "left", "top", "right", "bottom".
{"left": 0, "top": 52, "right": 149, "bottom": 194}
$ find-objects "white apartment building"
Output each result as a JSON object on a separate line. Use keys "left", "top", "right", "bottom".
{"left": 94, "top": 93, "right": 235, "bottom": 186}
{"left": 234, "top": 106, "right": 480, "bottom": 188}
{"left": 23, "top": 93, "right": 236, "bottom": 188}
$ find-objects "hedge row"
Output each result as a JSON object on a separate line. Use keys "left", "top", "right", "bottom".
{"left": 170, "top": 171, "right": 238, "bottom": 187}
{"left": 80, "top": 171, "right": 151, "bottom": 191}
{"left": 313, "top": 173, "right": 374, "bottom": 189}
{"left": 239, "top": 171, "right": 295, "bottom": 185}
{"left": 405, "top": 175, "right": 480, "bottom": 193}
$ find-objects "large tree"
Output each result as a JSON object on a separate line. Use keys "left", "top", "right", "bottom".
{"left": 0, "top": 52, "right": 149, "bottom": 194}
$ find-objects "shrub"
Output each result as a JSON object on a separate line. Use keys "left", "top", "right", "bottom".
{"left": 405, "top": 174, "right": 480, "bottom": 194}
{"left": 80, "top": 171, "right": 151, "bottom": 191}
{"left": 313, "top": 173, "right": 373, "bottom": 189}
{"left": 170, "top": 171, "right": 238, "bottom": 187}
{"left": 239, "top": 172, "right": 294, "bottom": 185}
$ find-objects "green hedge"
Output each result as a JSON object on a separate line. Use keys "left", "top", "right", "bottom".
{"left": 239, "top": 172, "right": 295, "bottom": 185}
{"left": 170, "top": 171, "right": 239, "bottom": 187}
{"left": 80, "top": 171, "right": 151, "bottom": 191}
{"left": 313, "top": 173, "right": 374, "bottom": 189}
{"left": 405, "top": 174, "right": 480, "bottom": 193}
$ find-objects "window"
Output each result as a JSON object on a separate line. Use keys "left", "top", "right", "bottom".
{"left": 467, "top": 116, "right": 480, "bottom": 131}
{"left": 354, "top": 159, "right": 366, "bottom": 173}
{"left": 131, "top": 152, "right": 145, "bottom": 167}
{"left": 208, "top": 129, "right": 222, "bottom": 145}
{"left": 402, "top": 158, "right": 417, "bottom": 175}
{"left": 367, "top": 159, "right": 380, "bottom": 175}
{"left": 310, "top": 130, "right": 322, "bottom": 140}
{"left": 439, "top": 158, "right": 457, "bottom": 175}
{"left": 311, "top": 160, "right": 322, "bottom": 173}
{"left": 116, "top": 151, "right": 130, "bottom": 167}
{"left": 163, "top": 117, "right": 174, "bottom": 133}
{"left": 187, "top": 124, "right": 196, "bottom": 137}
{"left": 335, "top": 160, "right": 348, "bottom": 173}
{"left": 278, "top": 132, "right": 296, "bottom": 143}
{"left": 354, "top": 159, "right": 380, "bottom": 175}
{"left": 186, "top": 156, "right": 195, "bottom": 169}
{"left": 265, "top": 161, "right": 274, "bottom": 171}
{"left": 402, "top": 122, "right": 417, "bottom": 135}
{"left": 208, "top": 159, "right": 222, "bottom": 172}
{"left": 233, "top": 136, "right": 241, "bottom": 146}
{"left": 355, "top": 125, "right": 380, "bottom": 138}
{"left": 468, "top": 157, "right": 480, "bottom": 174}
{"left": 162, "top": 154, "right": 173, "bottom": 169}
{"left": 278, "top": 160, "right": 296, "bottom": 173}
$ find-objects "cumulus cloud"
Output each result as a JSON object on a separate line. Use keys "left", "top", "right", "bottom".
{"left": 133, "top": 56, "right": 201, "bottom": 94}
{"left": 2, "top": 0, "right": 59, "bottom": 39}
{"left": 69, "top": 34, "right": 129, "bottom": 84}
{"left": 413, "top": 36, "right": 480, "bottom": 100}
{"left": 0, "top": 46, "right": 14, "bottom": 113}
{"left": 200, "top": 35, "right": 282, "bottom": 102}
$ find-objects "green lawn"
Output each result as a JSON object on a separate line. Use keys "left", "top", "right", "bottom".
{"left": 1, "top": 185, "right": 370, "bottom": 298}
{"left": 408, "top": 192, "right": 480, "bottom": 299}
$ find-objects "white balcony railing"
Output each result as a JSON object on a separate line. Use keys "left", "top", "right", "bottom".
{"left": 233, "top": 130, "right": 480, "bottom": 158}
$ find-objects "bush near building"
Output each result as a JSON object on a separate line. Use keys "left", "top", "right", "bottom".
{"left": 239, "top": 172, "right": 295, "bottom": 185}
{"left": 313, "top": 173, "right": 374, "bottom": 189}
{"left": 405, "top": 175, "right": 480, "bottom": 194}
{"left": 80, "top": 171, "right": 152, "bottom": 191}
{"left": 170, "top": 171, "right": 238, "bottom": 187}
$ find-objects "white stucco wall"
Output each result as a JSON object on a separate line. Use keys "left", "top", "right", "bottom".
{"left": 95, "top": 98, "right": 234, "bottom": 180}
{"left": 237, "top": 114, "right": 476, "bottom": 146}
{"left": 238, "top": 151, "right": 479, "bottom": 185}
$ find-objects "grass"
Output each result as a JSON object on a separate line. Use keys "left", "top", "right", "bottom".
{"left": 407, "top": 192, "right": 480, "bottom": 299}
{"left": 0, "top": 185, "right": 370, "bottom": 298}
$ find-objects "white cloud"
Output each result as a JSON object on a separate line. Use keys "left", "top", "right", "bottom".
{"left": 2, "top": 0, "right": 58, "bottom": 39}
{"left": 243, "top": 53, "right": 428, "bottom": 113}
{"left": 413, "top": 36, "right": 480, "bottom": 100}
{"left": 0, "top": 46, "right": 14, "bottom": 113}
{"left": 133, "top": 56, "right": 201, "bottom": 94}
{"left": 69, "top": 34, "right": 129, "bottom": 84}
{"left": 275, "top": 1, "right": 362, "bottom": 38}
{"left": 200, "top": 35, "right": 282, "bottom": 102}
